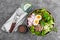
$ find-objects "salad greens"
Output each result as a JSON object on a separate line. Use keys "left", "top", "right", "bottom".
{"left": 28, "top": 8, "right": 57, "bottom": 36}
{"left": 30, "top": 25, "right": 35, "bottom": 33}
{"left": 40, "top": 20, "right": 45, "bottom": 27}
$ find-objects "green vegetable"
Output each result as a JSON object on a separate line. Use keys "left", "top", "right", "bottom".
{"left": 41, "top": 30, "right": 50, "bottom": 36}
{"left": 42, "top": 24, "right": 52, "bottom": 35}
{"left": 30, "top": 25, "right": 34, "bottom": 29}
{"left": 36, "top": 9, "right": 41, "bottom": 13}
{"left": 47, "top": 16, "right": 51, "bottom": 21}
{"left": 44, "top": 24, "right": 49, "bottom": 30}
{"left": 41, "top": 30, "right": 46, "bottom": 36}
{"left": 50, "top": 27, "right": 57, "bottom": 32}
{"left": 49, "top": 25, "right": 53, "bottom": 28}
{"left": 53, "top": 27, "right": 57, "bottom": 32}
{"left": 41, "top": 8, "right": 46, "bottom": 12}
{"left": 35, "top": 31, "right": 40, "bottom": 35}
{"left": 30, "top": 29, "right": 34, "bottom": 32}
{"left": 40, "top": 20, "right": 45, "bottom": 26}
{"left": 37, "top": 13, "right": 42, "bottom": 15}
{"left": 43, "top": 11, "right": 51, "bottom": 21}
{"left": 49, "top": 19, "right": 54, "bottom": 24}
{"left": 30, "top": 25, "right": 35, "bottom": 33}
{"left": 29, "top": 9, "right": 55, "bottom": 36}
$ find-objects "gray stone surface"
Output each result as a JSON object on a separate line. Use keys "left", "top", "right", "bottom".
{"left": 0, "top": 0, "right": 60, "bottom": 40}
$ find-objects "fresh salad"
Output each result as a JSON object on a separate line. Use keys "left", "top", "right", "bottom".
{"left": 27, "top": 8, "right": 57, "bottom": 36}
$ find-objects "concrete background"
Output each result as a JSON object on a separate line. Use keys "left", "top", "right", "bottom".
{"left": 0, "top": 0, "right": 60, "bottom": 40}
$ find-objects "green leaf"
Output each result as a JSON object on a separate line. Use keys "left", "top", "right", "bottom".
{"left": 30, "top": 25, "right": 35, "bottom": 33}
{"left": 41, "top": 8, "right": 46, "bottom": 12}
{"left": 53, "top": 27, "right": 57, "bottom": 32}
{"left": 44, "top": 24, "right": 49, "bottom": 30}
{"left": 50, "top": 27, "right": 57, "bottom": 32}
{"left": 40, "top": 20, "right": 45, "bottom": 26}
{"left": 48, "top": 19, "right": 54, "bottom": 24}
{"left": 49, "top": 25, "right": 53, "bottom": 28}
{"left": 30, "top": 25, "right": 34, "bottom": 29}
{"left": 41, "top": 30, "right": 46, "bottom": 36}
{"left": 36, "top": 9, "right": 41, "bottom": 13}
{"left": 43, "top": 11, "right": 51, "bottom": 21}
{"left": 37, "top": 13, "right": 42, "bottom": 15}
{"left": 35, "top": 31, "right": 40, "bottom": 35}
{"left": 41, "top": 29, "right": 50, "bottom": 36}
{"left": 30, "top": 29, "right": 34, "bottom": 32}
{"left": 47, "top": 16, "right": 51, "bottom": 21}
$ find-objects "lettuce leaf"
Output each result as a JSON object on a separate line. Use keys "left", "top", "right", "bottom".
{"left": 30, "top": 25, "right": 35, "bottom": 33}
{"left": 40, "top": 20, "right": 45, "bottom": 27}
{"left": 35, "top": 31, "right": 41, "bottom": 35}
{"left": 43, "top": 11, "right": 51, "bottom": 21}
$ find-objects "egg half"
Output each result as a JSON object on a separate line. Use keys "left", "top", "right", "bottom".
{"left": 35, "top": 15, "right": 42, "bottom": 20}
{"left": 33, "top": 19, "right": 39, "bottom": 25}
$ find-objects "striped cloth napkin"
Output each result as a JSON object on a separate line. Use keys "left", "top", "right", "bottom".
{"left": 1, "top": 4, "right": 32, "bottom": 33}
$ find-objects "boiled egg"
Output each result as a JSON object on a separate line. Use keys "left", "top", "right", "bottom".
{"left": 33, "top": 19, "right": 39, "bottom": 25}
{"left": 35, "top": 15, "right": 42, "bottom": 20}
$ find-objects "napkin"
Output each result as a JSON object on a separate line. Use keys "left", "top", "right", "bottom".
{"left": 1, "top": 4, "right": 32, "bottom": 33}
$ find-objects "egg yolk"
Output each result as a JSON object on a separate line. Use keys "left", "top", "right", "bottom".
{"left": 37, "top": 15, "right": 41, "bottom": 19}
{"left": 35, "top": 15, "right": 42, "bottom": 20}
{"left": 34, "top": 20, "right": 39, "bottom": 25}
{"left": 35, "top": 20, "right": 38, "bottom": 24}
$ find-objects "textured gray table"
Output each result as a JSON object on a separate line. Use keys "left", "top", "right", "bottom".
{"left": 0, "top": 0, "right": 60, "bottom": 40}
